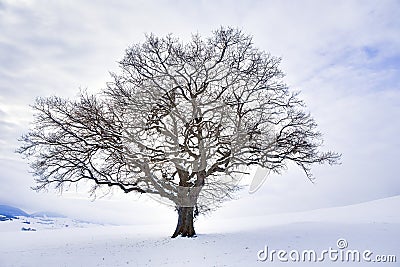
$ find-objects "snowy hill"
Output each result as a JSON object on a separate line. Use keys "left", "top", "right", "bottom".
{"left": 0, "top": 205, "right": 29, "bottom": 219}
{"left": 0, "top": 196, "right": 399, "bottom": 266}
{"left": 30, "top": 211, "right": 66, "bottom": 218}
{"left": 0, "top": 204, "right": 66, "bottom": 220}
{"left": 0, "top": 204, "right": 101, "bottom": 232}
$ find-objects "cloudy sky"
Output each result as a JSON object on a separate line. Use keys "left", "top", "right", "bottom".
{"left": 0, "top": 0, "right": 399, "bottom": 225}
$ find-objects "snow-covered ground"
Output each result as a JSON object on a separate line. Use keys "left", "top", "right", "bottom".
{"left": 0, "top": 196, "right": 399, "bottom": 267}
{"left": 0, "top": 216, "right": 102, "bottom": 233}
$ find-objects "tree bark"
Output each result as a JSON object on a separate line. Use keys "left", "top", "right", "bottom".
{"left": 171, "top": 206, "right": 196, "bottom": 238}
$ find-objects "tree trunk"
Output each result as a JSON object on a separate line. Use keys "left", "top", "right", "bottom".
{"left": 171, "top": 206, "right": 196, "bottom": 238}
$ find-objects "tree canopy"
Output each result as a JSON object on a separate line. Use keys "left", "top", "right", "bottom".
{"left": 18, "top": 27, "right": 340, "bottom": 237}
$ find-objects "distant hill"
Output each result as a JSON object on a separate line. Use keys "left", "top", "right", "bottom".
{"left": 0, "top": 205, "right": 29, "bottom": 218}
{"left": 30, "top": 211, "right": 66, "bottom": 218}
{"left": 0, "top": 205, "right": 66, "bottom": 220}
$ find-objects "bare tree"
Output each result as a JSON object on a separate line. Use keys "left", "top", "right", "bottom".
{"left": 18, "top": 27, "right": 340, "bottom": 238}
